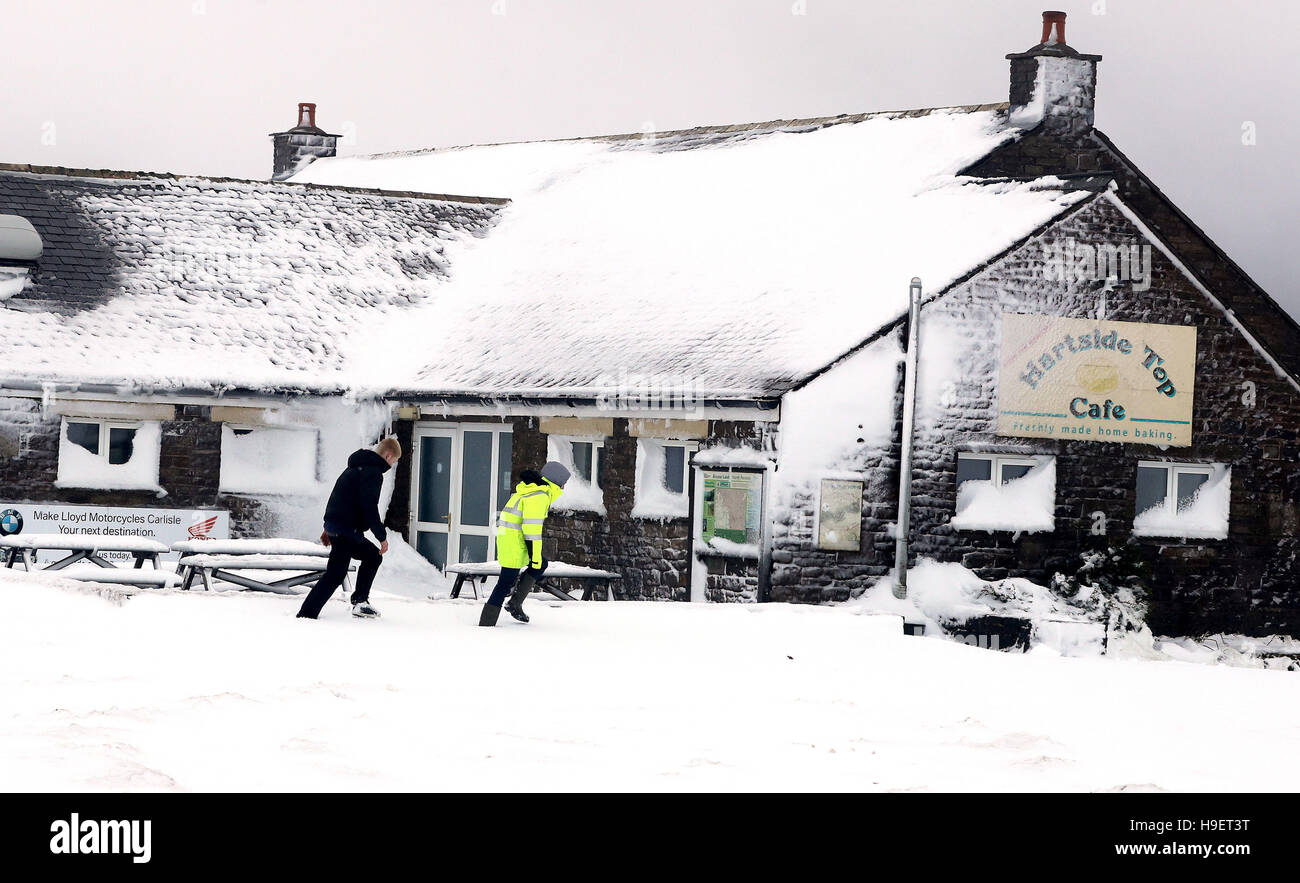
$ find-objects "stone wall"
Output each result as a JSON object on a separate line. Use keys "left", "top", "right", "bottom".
{"left": 0, "top": 398, "right": 269, "bottom": 533}
{"left": 770, "top": 196, "right": 1300, "bottom": 636}
{"left": 963, "top": 126, "right": 1300, "bottom": 379}
{"left": 509, "top": 416, "right": 693, "bottom": 601}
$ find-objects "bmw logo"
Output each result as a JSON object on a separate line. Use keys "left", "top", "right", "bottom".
{"left": 0, "top": 508, "right": 22, "bottom": 536}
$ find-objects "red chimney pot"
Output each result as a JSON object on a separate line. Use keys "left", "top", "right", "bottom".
{"left": 297, "top": 102, "right": 317, "bottom": 129}
{"left": 1040, "top": 10, "right": 1067, "bottom": 45}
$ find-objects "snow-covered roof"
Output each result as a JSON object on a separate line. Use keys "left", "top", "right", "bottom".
{"left": 0, "top": 166, "right": 502, "bottom": 393}
{"left": 293, "top": 104, "right": 1091, "bottom": 400}
{"left": 0, "top": 105, "right": 1090, "bottom": 401}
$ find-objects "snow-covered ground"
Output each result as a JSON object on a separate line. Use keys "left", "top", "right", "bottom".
{"left": 4, "top": 568, "right": 1299, "bottom": 793}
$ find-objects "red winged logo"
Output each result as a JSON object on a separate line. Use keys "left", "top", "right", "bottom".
{"left": 188, "top": 515, "right": 219, "bottom": 539}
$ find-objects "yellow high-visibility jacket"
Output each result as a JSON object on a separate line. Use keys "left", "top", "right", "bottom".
{"left": 496, "top": 478, "right": 564, "bottom": 568}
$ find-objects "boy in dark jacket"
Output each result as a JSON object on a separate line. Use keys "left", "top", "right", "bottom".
{"left": 296, "top": 437, "right": 402, "bottom": 620}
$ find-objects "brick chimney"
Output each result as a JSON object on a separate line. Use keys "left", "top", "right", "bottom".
{"left": 269, "top": 102, "right": 340, "bottom": 181}
{"left": 1007, "top": 11, "right": 1102, "bottom": 135}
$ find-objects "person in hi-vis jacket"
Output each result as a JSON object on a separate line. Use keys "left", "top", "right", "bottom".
{"left": 479, "top": 460, "right": 570, "bottom": 626}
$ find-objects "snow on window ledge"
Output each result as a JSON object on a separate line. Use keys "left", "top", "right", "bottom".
{"left": 546, "top": 436, "right": 606, "bottom": 516}
{"left": 55, "top": 421, "right": 164, "bottom": 495}
{"left": 949, "top": 458, "right": 1055, "bottom": 535}
{"left": 701, "top": 536, "right": 760, "bottom": 560}
{"left": 693, "top": 443, "right": 770, "bottom": 468}
{"left": 1133, "top": 466, "right": 1231, "bottom": 541}
{"left": 631, "top": 438, "right": 689, "bottom": 520}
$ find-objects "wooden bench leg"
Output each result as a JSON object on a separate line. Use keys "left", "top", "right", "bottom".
{"left": 450, "top": 573, "right": 466, "bottom": 599}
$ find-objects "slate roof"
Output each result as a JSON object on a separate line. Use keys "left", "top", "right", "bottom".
{"left": 0, "top": 166, "right": 504, "bottom": 393}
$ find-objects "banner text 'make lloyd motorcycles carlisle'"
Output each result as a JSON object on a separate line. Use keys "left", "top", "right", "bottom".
{"left": 0, "top": 502, "right": 229, "bottom": 563}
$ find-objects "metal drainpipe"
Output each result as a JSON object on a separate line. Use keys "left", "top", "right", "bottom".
{"left": 893, "top": 277, "right": 922, "bottom": 599}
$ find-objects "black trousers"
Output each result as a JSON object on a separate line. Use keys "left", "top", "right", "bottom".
{"left": 486, "top": 558, "right": 548, "bottom": 608}
{"left": 296, "top": 533, "right": 383, "bottom": 619}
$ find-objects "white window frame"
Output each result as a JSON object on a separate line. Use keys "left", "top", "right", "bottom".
{"left": 557, "top": 436, "right": 605, "bottom": 488}
{"left": 1134, "top": 460, "right": 1217, "bottom": 518}
{"left": 62, "top": 417, "right": 144, "bottom": 466}
{"left": 956, "top": 452, "right": 1040, "bottom": 488}
{"left": 659, "top": 440, "right": 699, "bottom": 497}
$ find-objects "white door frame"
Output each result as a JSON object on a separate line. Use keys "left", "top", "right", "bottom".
{"left": 410, "top": 422, "right": 512, "bottom": 570}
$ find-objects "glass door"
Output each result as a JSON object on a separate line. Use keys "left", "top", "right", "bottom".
{"left": 412, "top": 427, "right": 454, "bottom": 570}
{"left": 410, "top": 423, "right": 513, "bottom": 572}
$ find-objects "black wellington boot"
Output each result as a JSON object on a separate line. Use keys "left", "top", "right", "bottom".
{"left": 479, "top": 603, "right": 503, "bottom": 627}
{"left": 506, "top": 571, "right": 536, "bottom": 623}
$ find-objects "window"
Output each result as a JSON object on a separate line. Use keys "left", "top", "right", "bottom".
{"left": 546, "top": 436, "right": 607, "bottom": 514}
{"left": 955, "top": 452, "right": 1038, "bottom": 488}
{"left": 56, "top": 418, "right": 162, "bottom": 491}
{"left": 64, "top": 419, "right": 139, "bottom": 465}
{"left": 1133, "top": 462, "right": 1230, "bottom": 540}
{"left": 950, "top": 452, "right": 1055, "bottom": 534}
{"left": 219, "top": 425, "right": 319, "bottom": 494}
{"left": 570, "top": 440, "right": 605, "bottom": 488}
{"left": 632, "top": 439, "right": 698, "bottom": 519}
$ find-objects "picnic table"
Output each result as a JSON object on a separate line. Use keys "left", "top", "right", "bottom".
{"left": 444, "top": 562, "right": 622, "bottom": 602}
{"left": 51, "top": 564, "right": 184, "bottom": 589}
{"left": 0, "top": 534, "right": 170, "bottom": 571}
{"left": 173, "top": 538, "right": 351, "bottom": 595}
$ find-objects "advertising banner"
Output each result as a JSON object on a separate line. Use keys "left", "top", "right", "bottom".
{"left": 997, "top": 313, "right": 1196, "bottom": 446}
{"left": 0, "top": 502, "right": 230, "bottom": 564}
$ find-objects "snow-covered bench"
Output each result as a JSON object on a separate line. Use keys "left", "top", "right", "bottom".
{"left": 443, "top": 561, "right": 622, "bottom": 601}
{"left": 54, "top": 565, "right": 183, "bottom": 589}
{"left": 171, "top": 538, "right": 331, "bottom": 557}
{"left": 176, "top": 553, "right": 353, "bottom": 595}
{"left": 0, "top": 534, "right": 170, "bottom": 571}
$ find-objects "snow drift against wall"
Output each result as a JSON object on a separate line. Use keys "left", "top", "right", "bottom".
{"left": 219, "top": 426, "right": 320, "bottom": 496}
{"left": 232, "top": 398, "right": 394, "bottom": 540}
{"left": 776, "top": 334, "right": 903, "bottom": 490}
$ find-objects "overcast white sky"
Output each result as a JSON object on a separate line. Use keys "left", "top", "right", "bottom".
{"left": 3, "top": 0, "right": 1296, "bottom": 316}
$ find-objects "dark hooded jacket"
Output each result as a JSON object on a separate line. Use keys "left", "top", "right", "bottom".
{"left": 323, "top": 449, "right": 391, "bottom": 542}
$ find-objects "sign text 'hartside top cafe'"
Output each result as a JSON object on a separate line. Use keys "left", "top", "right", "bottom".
{"left": 997, "top": 313, "right": 1196, "bottom": 446}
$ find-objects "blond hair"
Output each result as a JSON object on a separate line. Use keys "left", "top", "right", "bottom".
{"left": 376, "top": 437, "right": 402, "bottom": 460}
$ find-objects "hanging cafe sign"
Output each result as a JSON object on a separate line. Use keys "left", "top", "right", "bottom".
{"left": 997, "top": 313, "right": 1197, "bottom": 446}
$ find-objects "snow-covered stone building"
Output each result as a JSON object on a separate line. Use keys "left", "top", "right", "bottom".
{"left": 1, "top": 11, "right": 1296, "bottom": 636}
